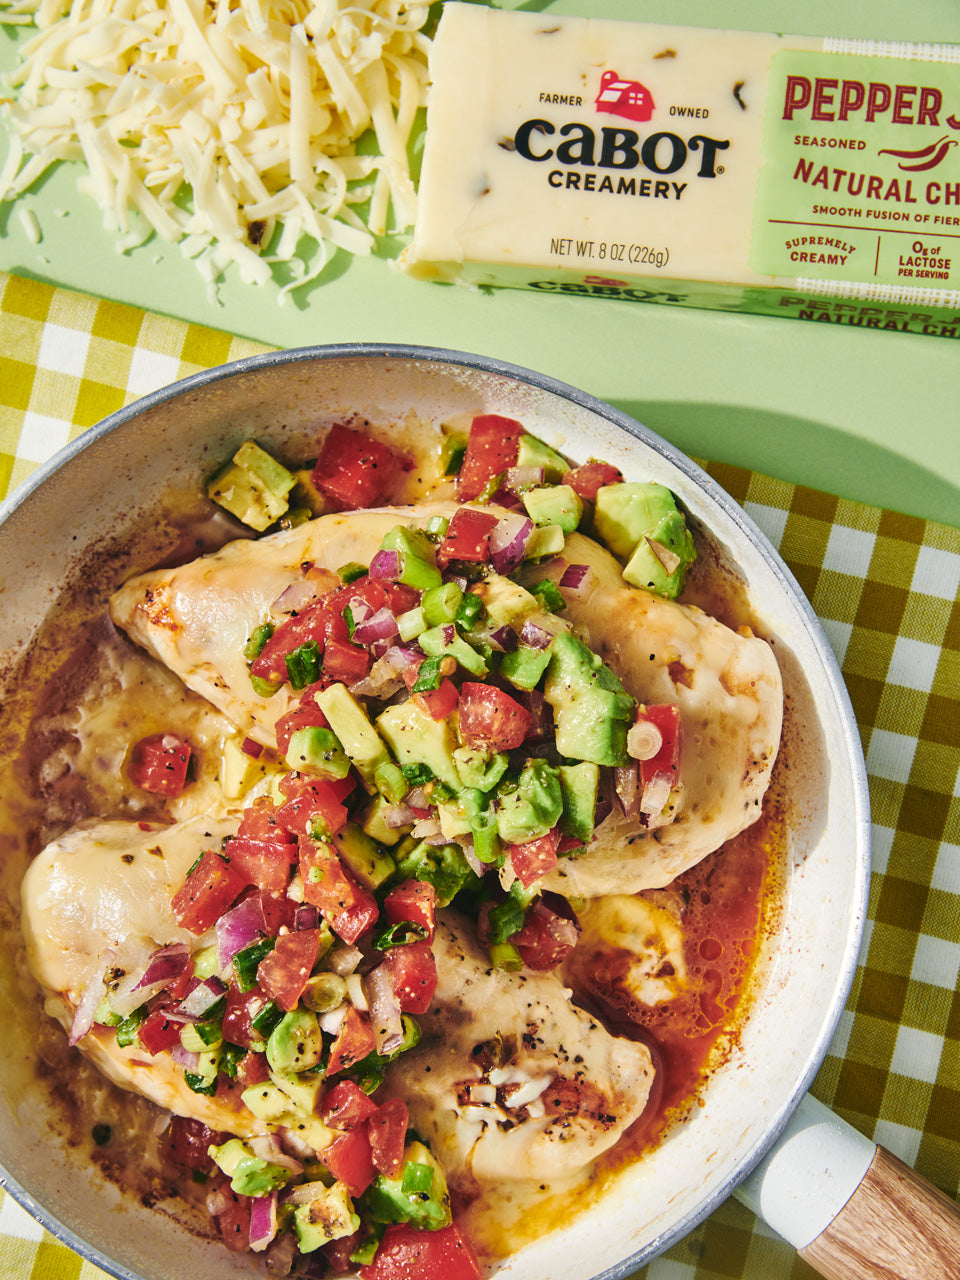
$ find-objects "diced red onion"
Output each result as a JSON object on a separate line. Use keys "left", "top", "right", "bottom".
{"left": 216, "top": 897, "right": 267, "bottom": 970}
{"left": 640, "top": 771, "right": 674, "bottom": 825}
{"left": 326, "top": 944, "right": 363, "bottom": 976}
{"left": 248, "top": 1191, "right": 279, "bottom": 1253}
{"left": 614, "top": 761, "right": 640, "bottom": 820}
{"left": 369, "top": 548, "right": 401, "bottom": 580}
{"left": 272, "top": 577, "right": 325, "bottom": 615}
{"left": 459, "top": 838, "right": 486, "bottom": 879}
{"left": 241, "top": 736, "right": 263, "bottom": 758}
{"left": 519, "top": 618, "right": 554, "bottom": 649}
{"left": 249, "top": 1134, "right": 303, "bottom": 1175}
{"left": 503, "top": 465, "right": 543, "bottom": 493}
{"left": 559, "top": 562, "right": 593, "bottom": 597}
{"left": 294, "top": 905, "right": 319, "bottom": 931}
{"left": 490, "top": 513, "right": 534, "bottom": 574}
{"left": 70, "top": 959, "right": 112, "bottom": 1045}
{"left": 170, "top": 1043, "right": 199, "bottom": 1072}
{"left": 353, "top": 607, "right": 399, "bottom": 646}
{"left": 346, "top": 597, "right": 373, "bottom": 624}
{"left": 515, "top": 688, "right": 552, "bottom": 740}
{"left": 404, "top": 786, "right": 431, "bottom": 810}
{"left": 487, "top": 625, "right": 518, "bottom": 653}
{"left": 365, "top": 963, "right": 404, "bottom": 1055}
{"left": 413, "top": 817, "right": 442, "bottom": 840}
{"left": 106, "top": 936, "right": 163, "bottom": 1016}
{"left": 446, "top": 574, "right": 469, "bottom": 591}
{"left": 175, "top": 976, "right": 226, "bottom": 1020}
{"left": 136, "top": 943, "right": 190, "bottom": 991}
{"left": 383, "top": 804, "right": 418, "bottom": 829}
{"left": 206, "top": 1187, "right": 231, "bottom": 1217}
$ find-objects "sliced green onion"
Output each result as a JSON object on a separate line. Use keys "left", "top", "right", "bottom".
{"left": 250, "top": 674, "right": 282, "bottom": 698}
{"left": 251, "top": 999, "right": 283, "bottom": 1038}
{"left": 286, "top": 640, "right": 321, "bottom": 690}
{"left": 373, "top": 921, "right": 428, "bottom": 951}
{"left": 234, "top": 938, "right": 276, "bottom": 992}
{"left": 243, "top": 623, "right": 274, "bottom": 662}
{"left": 412, "top": 655, "right": 444, "bottom": 693}
{"left": 421, "top": 581, "right": 463, "bottom": 627}
{"left": 455, "top": 591, "right": 484, "bottom": 630}
{"left": 338, "top": 562, "right": 368, "bottom": 584}
{"left": 530, "top": 579, "right": 566, "bottom": 613}
{"left": 115, "top": 1006, "right": 147, "bottom": 1048}
{"left": 401, "top": 762, "right": 435, "bottom": 786}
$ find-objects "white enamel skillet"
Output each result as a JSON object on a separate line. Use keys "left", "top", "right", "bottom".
{"left": 0, "top": 346, "right": 955, "bottom": 1280}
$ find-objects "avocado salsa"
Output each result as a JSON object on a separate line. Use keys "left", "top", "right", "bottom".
{"left": 58, "top": 413, "right": 705, "bottom": 1277}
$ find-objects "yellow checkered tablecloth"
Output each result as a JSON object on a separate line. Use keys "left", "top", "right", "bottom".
{"left": 1, "top": 268, "right": 959, "bottom": 1280}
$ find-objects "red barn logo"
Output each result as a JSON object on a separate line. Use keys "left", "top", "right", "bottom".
{"left": 595, "top": 70, "right": 655, "bottom": 123}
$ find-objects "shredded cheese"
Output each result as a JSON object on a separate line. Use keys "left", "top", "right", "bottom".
{"left": 0, "top": 0, "right": 431, "bottom": 299}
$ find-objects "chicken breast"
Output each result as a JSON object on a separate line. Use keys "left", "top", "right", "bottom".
{"left": 20, "top": 814, "right": 262, "bottom": 1136}
{"left": 383, "top": 912, "right": 654, "bottom": 1187}
{"left": 108, "top": 503, "right": 782, "bottom": 892}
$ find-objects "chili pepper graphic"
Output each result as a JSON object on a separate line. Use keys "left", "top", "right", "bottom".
{"left": 878, "top": 136, "right": 957, "bottom": 171}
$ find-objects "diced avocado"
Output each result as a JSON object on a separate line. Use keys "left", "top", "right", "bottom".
{"left": 209, "top": 1139, "right": 291, "bottom": 1197}
{"left": 516, "top": 432, "right": 569, "bottom": 482}
{"left": 364, "top": 1141, "right": 452, "bottom": 1231}
{"left": 294, "top": 1182, "right": 360, "bottom": 1250}
{"left": 417, "top": 624, "right": 488, "bottom": 677}
{"left": 393, "top": 839, "right": 478, "bottom": 907}
{"left": 379, "top": 526, "right": 442, "bottom": 591}
{"left": 360, "top": 793, "right": 405, "bottom": 846}
{"left": 332, "top": 823, "right": 396, "bottom": 888}
{"left": 206, "top": 440, "right": 296, "bottom": 532}
{"left": 480, "top": 573, "right": 540, "bottom": 629}
{"left": 285, "top": 726, "right": 352, "bottom": 778}
{"left": 498, "top": 643, "right": 552, "bottom": 691}
{"left": 495, "top": 759, "right": 563, "bottom": 845}
{"left": 270, "top": 1068, "right": 325, "bottom": 1118}
{"left": 377, "top": 700, "right": 462, "bottom": 792}
{"left": 525, "top": 524, "right": 566, "bottom": 559}
{"left": 593, "top": 481, "right": 675, "bottom": 558}
{"left": 291, "top": 466, "right": 328, "bottom": 518}
{"left": 543, "top": 630, "right": 635, "bottom": 767}
{"left": 192, "top": 942, "right": 220, "bottom": 980}
{"left": 522, "top": 484, "right": 583, "bottom": 533}
{"left": 242, "top": 1080, "right": 294, "bottom": 1124}
{"left": 316, "top": 683, "right": 392, "bottom": 792}
{"left": 453, "top": 746, "right": 509, "bottom": 792}
{"left": 621, "top": 509, "right": 696, "bottom": 599}
{"left": 266, "top": 1008, "right": 324, "bottom": 1073}
{"left": 435, "top": 797, "right": 472, "bottom": 839}
{"left": 219, "top": 734, "right": 278, "bottom": 800}
{"left": 558, "top": 761, "right": 600, "bottom": 843}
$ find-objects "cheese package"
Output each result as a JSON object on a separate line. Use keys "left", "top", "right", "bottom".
{"left": 402, "top": 4, "right": 960, "bottom": 339}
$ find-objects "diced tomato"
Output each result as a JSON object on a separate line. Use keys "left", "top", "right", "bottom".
{"left": 210, "top": 1178, "right": 251, "bottom": 1252}
{"left": 456, "top": 414, "right": 524, "bottom": 502}
{"left": 274, "top": 694, "right": 330, "bottom": 757}
{"left": 256, "top": 928, "right": 319, "bottom": 1011}
{"left": 383, "top": 940, "right": 438, "bottom": 1014}
{"left": 383, "top": 880, "right": 436, "bottom": 940}
{"left": 562, "top": 461, "right": 624, "bottom": 501}
{"left": 368, "top": 1097, "right": 408, "bottom": 1178}
{"left": 321, "top": 1079, "right": 379, "bottom": 1130}
{"left": 250, "top": 601, "right": 347, "bottom": 685}
{"left": 163, "top": 1117, "right": 223, "bottom": 1172}
{"left": 256, "top": 887, "right": 298, "bottom": 935}
{"left": 326, "top": 1005, "right": 377, "bottom": 1076}
{"left": 323, "top": 1125, "right": 376, "bottom": 1197}
{"left": 137, "top": 1009, "right": 184, "bottom": 1056}
{"left": 436, "top": 506, "right": 499, "bottom": 568}
{"left": 221, "top": 984, "right": 269, "bottom": 1050}
{"left": 412, "top": 676, "right": 459, "bottom": 723}
{"left": 171, "top": 850, "right": 246, "bottom": 934}
{"left": 508, "top": 827, "right": 561, "bottom": 888}
{"left": 223, "top": 833, "right": 297, "bottom": 894}
{"left": 635, "top": 703, "right": 682, "bottom": 787}
{"left": 277, "top": 774, "right": 355, "bottom": 838}
{"left": 128, "top": 733, "right": 193, "bottom": 797}
{"left": 326, "top": 576, "right": 419, "bottom": 620}
{"left": 299, "top": 841, "right": 378, "bottom": 943}
{"left": 359, "top": 1222, "right": 483, "bottom": 1280}
{"left": 457, "top": 682, "right": 532, "bottom": 752}
{"left": 236, "top": 1049, "right": 271, "bottom": 1087}
{"left": 312, "top": 423, "right": 412, "bottom": 511}
{"left": 322, "top": 635, "right": 372, "bottom": 684}
{"left": 513, "top": 895, "right": 581, "bottom": 971}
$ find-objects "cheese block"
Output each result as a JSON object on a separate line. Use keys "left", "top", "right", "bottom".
{"left": 402, "top": 4, "right": 960, "bottom": 339}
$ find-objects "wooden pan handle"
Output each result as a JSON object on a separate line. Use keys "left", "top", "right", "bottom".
{"left": 735, "top": 1094, "right": 960, "bottom": 1280}
{"left": 800, "top": 1145, "right": 960, "bottom": 1280}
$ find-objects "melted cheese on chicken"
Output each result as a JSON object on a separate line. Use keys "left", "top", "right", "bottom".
{"left": 109, "top": 503, "right": 782, "bottom": 890}
{"left": 21, "top": 814, "right": 262, "bottom": 1135}
{"left": 383, "top": 913, "right": 654, "bottom": 1187}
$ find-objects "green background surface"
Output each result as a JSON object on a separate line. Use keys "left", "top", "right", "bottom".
{"left": 1, "top": 0, "right": 958, "bottom": 526}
